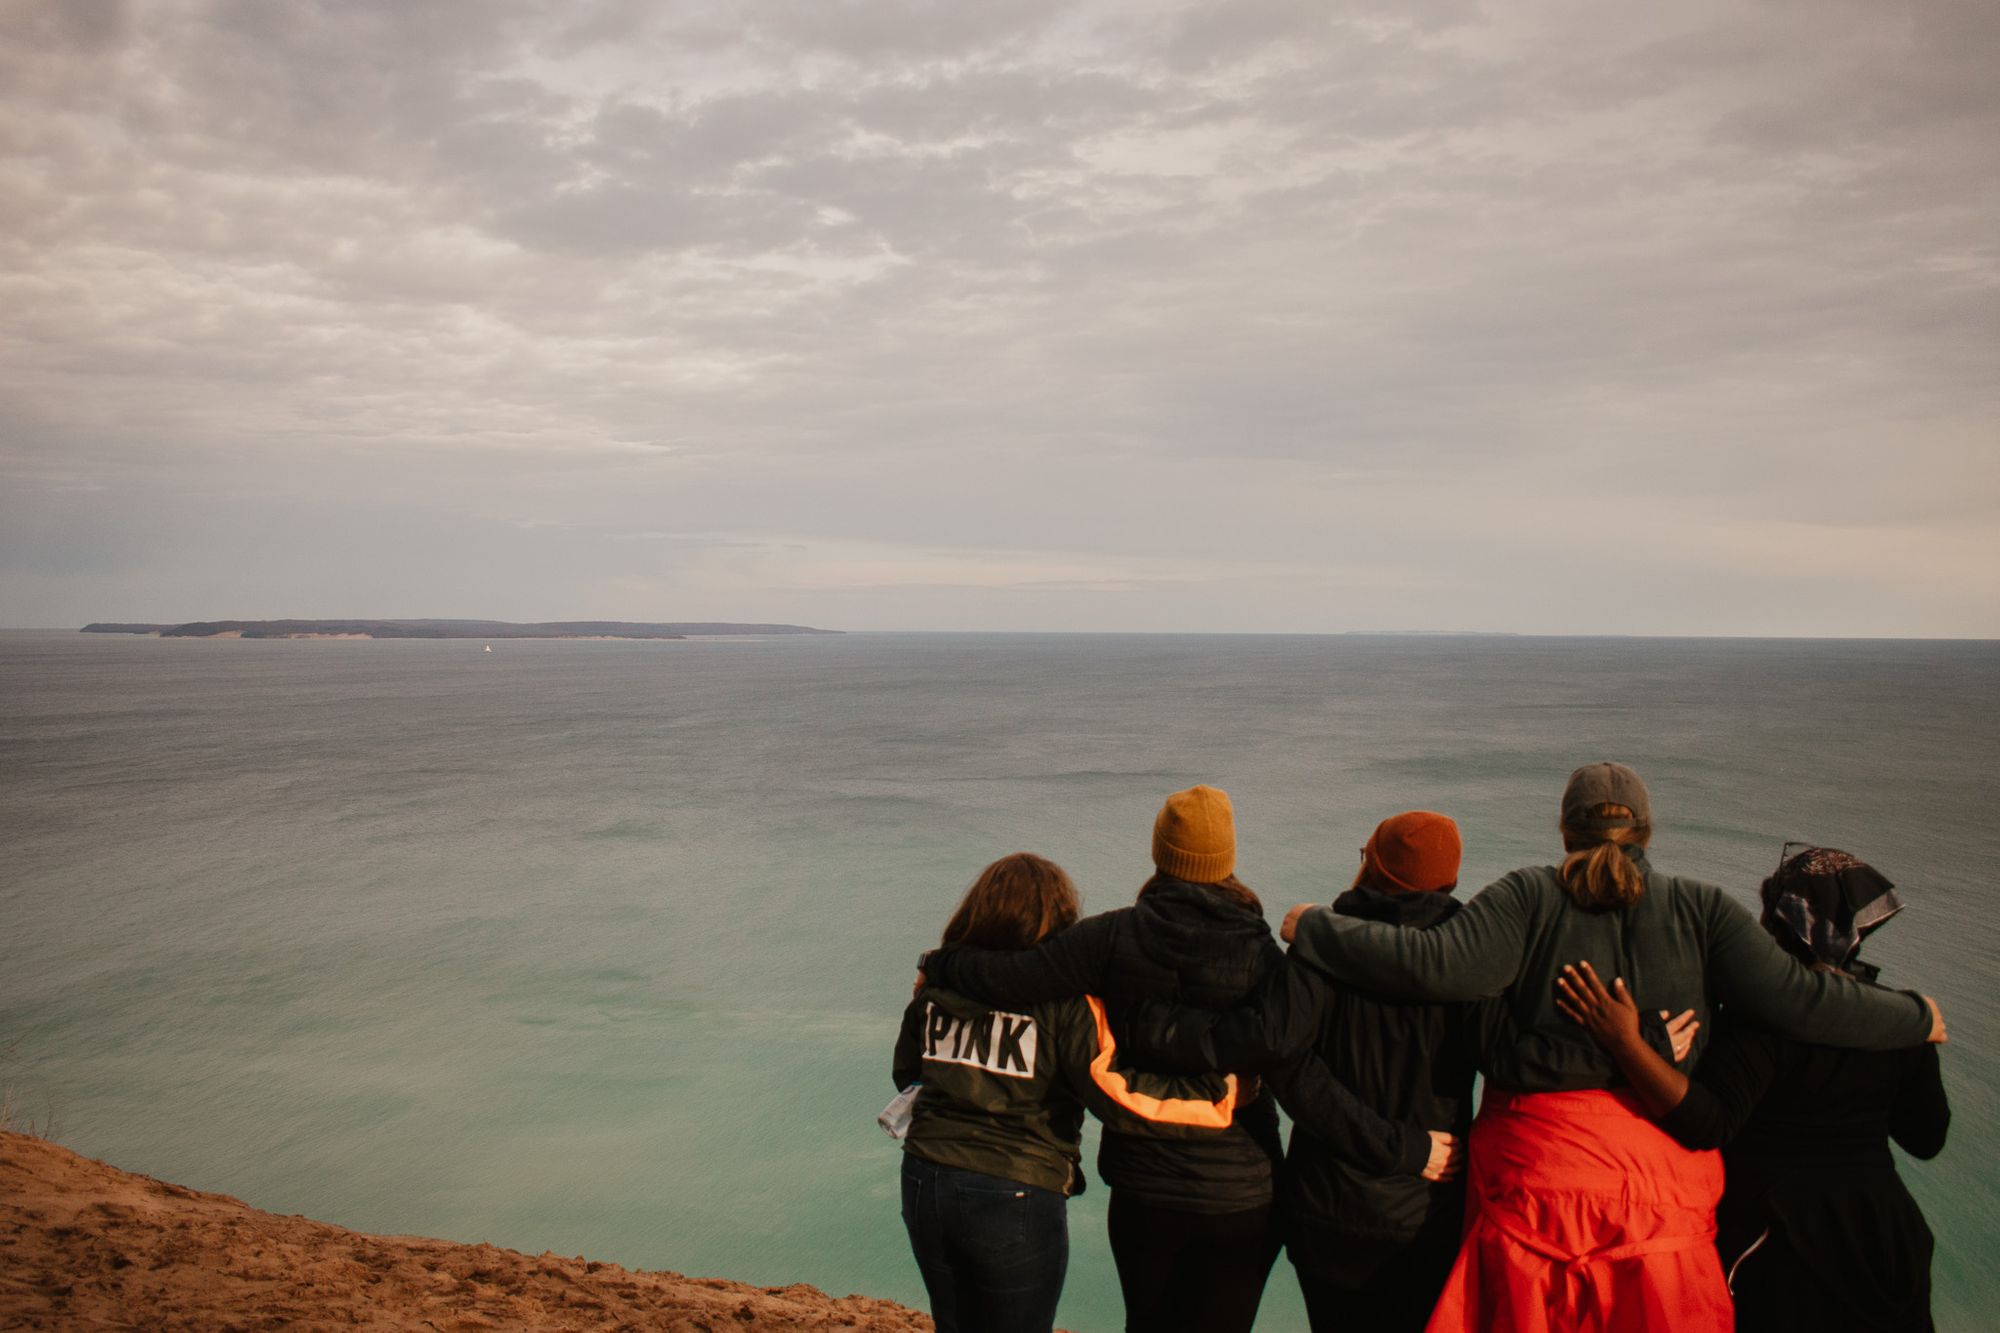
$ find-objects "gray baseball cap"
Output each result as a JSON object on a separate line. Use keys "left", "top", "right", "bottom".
{"left": 1561, "top": 762, "right": 1652, "bottom": 829}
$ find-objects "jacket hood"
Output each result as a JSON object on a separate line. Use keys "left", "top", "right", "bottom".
{"left": 1129, "top": 876, "right": 1274, "bottom": 970}
{"left": 1333, "top": 883, "right": 1462, "bottom": 930}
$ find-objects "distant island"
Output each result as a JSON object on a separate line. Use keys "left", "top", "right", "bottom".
{"left": 81, "top": 619, "right": 839, "bottom": 640}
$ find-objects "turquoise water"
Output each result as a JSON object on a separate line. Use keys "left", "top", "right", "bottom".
{"left": 1, "top": 630, "right": 1994, "bottom": 1331}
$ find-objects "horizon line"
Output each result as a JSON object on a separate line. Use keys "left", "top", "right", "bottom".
{"left": 8, "top": 625, "right": 1998, "bottom": 643}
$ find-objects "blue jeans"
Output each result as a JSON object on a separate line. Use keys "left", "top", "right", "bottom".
{"left": 900, "top": 1154, "right": 1069, "bottom": 1333}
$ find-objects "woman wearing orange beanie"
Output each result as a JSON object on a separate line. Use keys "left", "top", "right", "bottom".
{"left": 920, "top": 785, "right": 1287, "bottom": 1333}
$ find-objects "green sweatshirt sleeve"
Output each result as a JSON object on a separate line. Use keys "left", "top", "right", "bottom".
{"left": 1049, "top": 998, "right": 1238, "bottom": 1138}
{"left": 1703, "top": 890, "right": 1932, "bottom": 1049}
{"left": 1289, "top": 875, "right": 1534, "bottom": 1002}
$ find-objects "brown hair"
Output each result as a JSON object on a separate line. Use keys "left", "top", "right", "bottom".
{"left": 941, "top": 853, "right": 1081, "bottom": 950}
{"left": 1138, "top": 871, "right": 1263, "bottom": 914}
{"left": 1558, "top": 803, "right": 1651, "bottom": 911}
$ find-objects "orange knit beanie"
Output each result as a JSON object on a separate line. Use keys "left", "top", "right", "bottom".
{"left": 1152, "top": 784, "right": 1237, "bottom": 883}
{"left": 1363, "top": 811, "right": 1462, "bottom": 893}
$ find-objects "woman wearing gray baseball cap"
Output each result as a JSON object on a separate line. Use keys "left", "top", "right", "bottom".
{"left": 1278, "top": 762, "right": 1946, "bottom": 1333}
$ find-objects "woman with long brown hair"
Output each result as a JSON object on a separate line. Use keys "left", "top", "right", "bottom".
{"left": 894, "top": 851, "right": 1239, "bottom": 1333}
{"left": 1279, "top": 763, "right": 1947, "bottom": 1333}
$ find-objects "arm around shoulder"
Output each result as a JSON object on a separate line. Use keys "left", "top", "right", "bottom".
{"left": 1704, "top": 890, "right": 1933, "bottom": 1050}
{"left": 1289, "top": 874, "right": 1533, "bottom": 1002}
{"left": 924, "top": 911, "right": 1120, "bottom": 1007}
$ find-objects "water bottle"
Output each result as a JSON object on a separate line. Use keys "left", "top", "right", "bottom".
{"left": 878, "top": 1083, "right": 921, "bottom": 1139}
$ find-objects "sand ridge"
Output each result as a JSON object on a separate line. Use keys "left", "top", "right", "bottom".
{"left": 0, "top": 1132, "right": 932, "bottom": 1331}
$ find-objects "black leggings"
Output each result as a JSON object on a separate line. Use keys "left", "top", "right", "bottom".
{"left": 1106, "top": 1193, "right": 1280, "bottom": 1333}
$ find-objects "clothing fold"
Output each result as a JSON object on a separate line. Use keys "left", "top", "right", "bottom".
{"left": 1424, "top": 1088, "right": 1731, "bottom": 1333}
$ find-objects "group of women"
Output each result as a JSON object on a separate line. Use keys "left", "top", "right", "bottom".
{"left": 889, "top": 765, "right": 1951, "bottom": 1333}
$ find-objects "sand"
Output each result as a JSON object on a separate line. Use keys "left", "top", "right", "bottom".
{"left": 0, "top": 1133, "right": 932, "bottom": 1331}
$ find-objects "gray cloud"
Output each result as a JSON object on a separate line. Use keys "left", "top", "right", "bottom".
{"left": 1, "top": 0, "right": 1994, "bottom": 633}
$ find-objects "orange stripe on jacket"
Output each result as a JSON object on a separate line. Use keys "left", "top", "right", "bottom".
{"left": 1085, "top": 994, "right": 1238, "bottom": 1128}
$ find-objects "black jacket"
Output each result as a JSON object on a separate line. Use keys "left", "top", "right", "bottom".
{"left": 1658, "top": 1014, "right": 1949, "bottom": 1331}
{"left": 921, "top": 877, "right": 1286, "bottom": 1213}
{"left": 1128, "top": 886, "right": 1480, "bottom": 1279}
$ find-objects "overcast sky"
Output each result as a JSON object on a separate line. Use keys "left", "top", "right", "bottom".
{"left": 2, "top": 0, "right": 1995, "bottom": 634}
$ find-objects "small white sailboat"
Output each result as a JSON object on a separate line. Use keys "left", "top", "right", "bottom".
{"left": 483, "top": 643, "right": 493, "bottom": 653}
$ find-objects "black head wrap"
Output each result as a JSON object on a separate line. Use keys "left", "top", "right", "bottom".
{"left": 1759, "top": 845, "right": 1902, "bottom": 982}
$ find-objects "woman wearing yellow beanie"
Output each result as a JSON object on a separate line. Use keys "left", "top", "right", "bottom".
{"left": 922, "top": 785, "right": 1287, "bottom": 1333}
{"left": 1149, "top": 783, "right": 1240, "bottom": 883}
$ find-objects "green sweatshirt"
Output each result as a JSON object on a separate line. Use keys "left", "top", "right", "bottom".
{"left": 1288, "top": 850, "right": 1933, "bottom": 1093}
{"left": 894, "top": 986, "right": 1238, "bottom": 1195}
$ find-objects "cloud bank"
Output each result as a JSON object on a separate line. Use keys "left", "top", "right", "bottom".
{"left": 3, "top": 0, "right": 1995, "bottom": 633}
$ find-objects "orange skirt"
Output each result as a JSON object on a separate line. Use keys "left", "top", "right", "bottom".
{"left": 1424, "top": 1088, "right": 1731, "bottom": 1333}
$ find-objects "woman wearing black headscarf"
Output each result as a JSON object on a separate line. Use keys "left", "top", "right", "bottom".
{"left": 1558, "top": 845, "right": 1951, "bottom": 1332}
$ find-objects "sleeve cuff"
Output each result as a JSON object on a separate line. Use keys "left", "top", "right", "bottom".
{"left": 1657, "top": 1095, "right": 1711, "bottom": 1148}
{"left": 1396, "top": 1123, "right": 1431, "bottom": 1176}
{"left": 1287, "top": 907, "right": 1338, "bottom": 968}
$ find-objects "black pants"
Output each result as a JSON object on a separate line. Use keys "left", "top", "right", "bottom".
{"left": 1106, "top": 1193, "right": 1279, "bottom": 1333}
{"left": 1293, "top": 1258, "right": 1454, "bottom": 1333}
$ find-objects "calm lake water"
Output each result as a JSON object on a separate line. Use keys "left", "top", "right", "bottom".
{"left": 2, "top": 630, "right": 1994, "bottom": 1331}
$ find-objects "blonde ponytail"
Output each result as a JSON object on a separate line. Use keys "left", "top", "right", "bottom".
{"left": 1559, "top": 804, "right": 1650, "bottom": 910}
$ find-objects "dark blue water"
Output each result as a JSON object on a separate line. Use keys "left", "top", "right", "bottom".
{"left": 2, "top": 630, "right": 1993, "bottom": 1330}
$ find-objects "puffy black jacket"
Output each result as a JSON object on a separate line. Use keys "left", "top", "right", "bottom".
{"left": 921, "top": 876, "right": 1286, "bottom": 1213}
{"left": 1124, "top": 887, "right": 1480, "bottom": 1280}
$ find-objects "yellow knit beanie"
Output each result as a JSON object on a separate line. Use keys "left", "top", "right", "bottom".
{"left": 1152, "top": 784, "right": 1237, "bottom": 883}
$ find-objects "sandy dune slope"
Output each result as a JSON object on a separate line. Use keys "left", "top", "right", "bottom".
{"left": 0, "top": 1132, "right": 931, "bottom": 1331}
